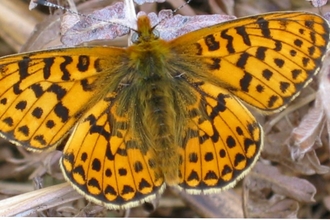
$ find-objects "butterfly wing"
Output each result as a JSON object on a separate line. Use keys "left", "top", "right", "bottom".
{"left": 176, "top": 81, "right": 262, "bottom": 192}
{"left": 170, "top": 11, "right": 330, "bottom": 112}
{"left": 0, "top": 47, "right": 126, "bottom": 151}
{"left": 0, "top": 46, "right": 165, "bottom": 208}
{"left": 61, "top": 92, "right": 165, "bottom": 209}
{"left": 168, "top": 11, "right": 329, "bottom": 192}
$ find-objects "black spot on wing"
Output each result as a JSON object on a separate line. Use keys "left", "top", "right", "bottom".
{"left": 308, "top": 46, "right": 315, "bottom": 56}
{"left": 94, "top": 58, "right": 103, "bottom": 72}
{"left": 34, "top": 135, "right": 47, "bottom": 145}
{"left": 92, "top": 158, "right": 101, "bottom": 171}
{"left": 60, "top": 56, "right": 73, "bottom": 81}
{"left": 208, "top": 58, "right": 221, "bottom": 70}
{"left": 18, "top": 57, "right": 30, "bottom": 80}
{"left": 221, "top": 165, "right": 233, "bottom": 176}
{"left": 240, "top": 71, "right": 252, "bottom": 92}
{"left": 46, "top": 120, "right": 55, "bottom": 129}
{"left": 31, "top": 84, "right": 44, "bottom": 98}
{"left": 43, "top": 58, "right": 54, "bottom": 79}
{"left": 0, "top": 98, "right": 7, "bottom": 105}
{"left": 32, "top": 107, "right": 43, "bottom": 119}
{"left": 274, "top": 58, "right": 285, "bottom": 68}
{"left": 267, "top": 95, "right": 279, "bottom": 108}
{"left": 302, "top": 57, "right": 310, "bottom": 67}
{"left": 122, "top": 185, "right": 135, "bottom": 195}
{"left": 234, "top": 153, "right": 246, "bottom": 167}
{"left": 77, "top": 55, "right": 90, "bottom": 72}
{"left": 187, "top": 170, "right": 200, "bottom": 181}
{"left": 291, "top": 69, "right": 302, "bottom": 79}
{"left": 204, "top": 152, "right": 214, "bottom": 162}
{"left": 274, "top": 40, "right": 282, "bottom": 51}
{"left": 236, "top": 53, "right": 249, "bottom": 69}
{"left": 235, "top": 26, "right": 251, "bottom": 46}
{"left": 15, "top": 101, "right": 27, "bottom": 111}
{"left": 280, "top": 81, "right": 290, "bottom": 93}
{"left": 138, "top": 178, "right": 151, "bottom": 191}
{"left": 81, "top": 79, "right": 94, "bottom": 91}
{"left": 105, "top": 185, "right": 117, "bottom": 196}
{"left": 256, "top": 47, "right": 267, "bottom": 61}
{"left": 204, "top": 170, "right": 218, "bottom": 180}
{"left": 204, "top": 34, "right": 220, "bottom": 51}
{"left": 134, "top": 161, "right": 143, "bottom": 173}
{"left": 195, "top": 43, "right": 203, "bottom": 55}
{"left": 118, "top": 168, "right": 127, "bottom": 176}
{"left": 294, "top": 39, "right": 303, "bottom": 47}
{"left": 219, "top": 149, "right": 226, "bottom": 158}
{"left": 3, "top": 117, "right": 13, "bottom": 126}
{"left": 221, "top": 30, "right": 235, "bottom": 53}
{"left": 256, "top": 84, "right": 264, "bottom": 93}
{"left": 105, "top": 169, "right": 112, "bottom": 177}
{"left": 18, "top": 125, "right": 29, "bottom": 136}
{"left": 47, "top": 84, "right": 67, "bottom": 100}
{"left": 226, "top": 136, "right": 236, "bottom": 148}
{"left": 189, "top": 153, "right": 198, "bottom": 163}
{"left": 13, "top": 57, "right": 31, "bottom": 95}
{"left": 81, "top": 152, "right": 88, "bottom": 162}
{"left": 88, "top": 178, "right": 101, "bottom": 190}
{"left": 256, "top": 17, "right": 270, "bottom": 38}
{"left": 73, "top": 165, "right": 86, "bottom": 181}
{"left": 304, "top": 20, "right": 314, "bottom": 29}
{"left": 54, "top": 102, "right": 69, "bottom": 123}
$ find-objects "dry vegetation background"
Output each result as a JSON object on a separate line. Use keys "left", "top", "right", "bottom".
{"left": 0, "top": 0, "right": 329, "bottom": 217}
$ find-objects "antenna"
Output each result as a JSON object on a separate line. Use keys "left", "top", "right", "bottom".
{"left": 153, "top": 0, "right": 193, "bottom": 28}
{"left": 35, "top": 0, "right": 74, "bottom": 12}
{"left": 173, "top": 0, "right": 192, "bottom": 14}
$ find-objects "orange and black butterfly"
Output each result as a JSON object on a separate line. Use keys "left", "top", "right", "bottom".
{"left": 0, "top": 1, "right": 328, "bottom": 209}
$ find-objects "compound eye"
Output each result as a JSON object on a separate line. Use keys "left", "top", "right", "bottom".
{"left": 131, "top": 32, "right": 139, "bottom": 43}
{"left": 152, "top": 29, "right": 160, "bottom": 38}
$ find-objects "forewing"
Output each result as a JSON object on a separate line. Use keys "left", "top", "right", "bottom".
{"left": 171, "top": 11, "right": 330, "bottom": 112}
{"left": 0, "top": 47, "right": 125, "bottom": 150}
{"left": 61, "top": 93, "right": 165, "bottom": 209}
{"left": 178, "top": 82, "right": 262, "bottom": 192}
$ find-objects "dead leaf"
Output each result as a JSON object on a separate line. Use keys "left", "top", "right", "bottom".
{"left": 243, "top": 162, "right": 317, "bottom": 217}
{"left": 170, "top": 187, "right": 243, "bottom": 218}
{"left": 307, "top": 0, "right": 328, "bottom": 7}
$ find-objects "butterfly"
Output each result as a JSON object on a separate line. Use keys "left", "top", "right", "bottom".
{"left": 0, "top": 6, "right": 328, "bottom": 209}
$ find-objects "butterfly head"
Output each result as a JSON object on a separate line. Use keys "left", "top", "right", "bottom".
{"left": 132, "top": 15, "right": 160, "bottom": 44}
